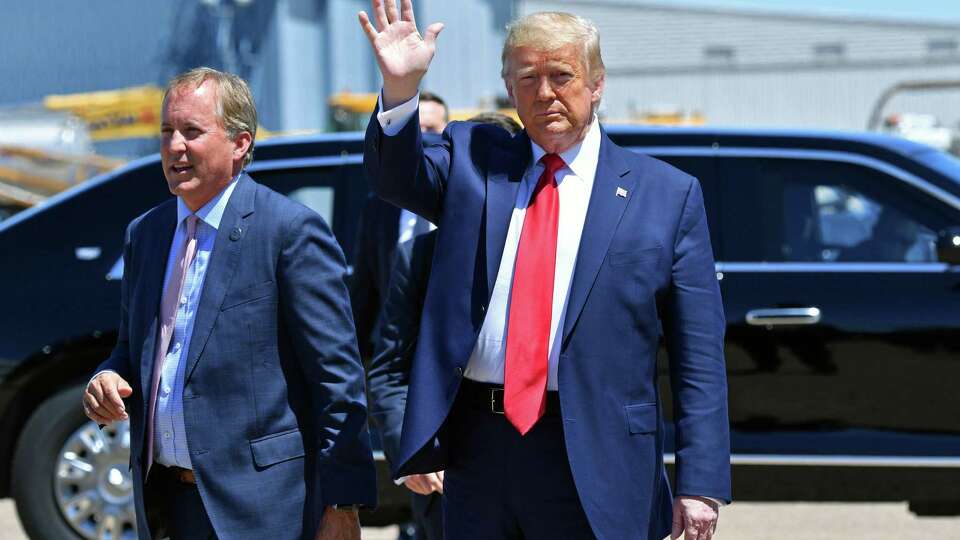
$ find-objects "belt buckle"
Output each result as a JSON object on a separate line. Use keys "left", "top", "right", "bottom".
{"left": 490, "top": 388, "right": 504, "bottom": 415}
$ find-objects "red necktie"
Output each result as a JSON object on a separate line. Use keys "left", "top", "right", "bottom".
{"left": 504, "top": 153, "right": 564, "bottom": 435}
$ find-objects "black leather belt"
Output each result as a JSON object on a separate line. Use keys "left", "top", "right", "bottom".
{"left": 154, "top": 464, "right": 196, "bottom": 484}
{"left": 457, "top": 379, "right": 561, "bottom": 416}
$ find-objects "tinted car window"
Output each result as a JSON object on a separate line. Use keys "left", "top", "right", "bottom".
{"left": 815, "top": 185, "right": 937, "bottom": 262}
{"left": 719, "top": 157, "right": 951, "bottom": 263}
{"left": 249, "top": 163, "right": 369, "bottom": 261}
{"left": 648, "top": 154, "right": 720, "bottom": 257}
{"left": 288, "top": 186, "right": 335, "bottom": 224}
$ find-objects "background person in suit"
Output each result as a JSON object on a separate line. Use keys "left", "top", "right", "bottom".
{"left": 349, "top": 91, "right": 446, "bottom": 363}
{"left": 366, "top": 114, "right": 520, "bottom": 540}
{"left": 82, "top": 67, "right": 376, "bottom": 540}
{"left": 367, "top": 230, "right": 441, "bottom": 540}
{"left": 417, "top": 91, "right": 448, "bottom": 134}
{"left": 359, "top": 2, "right": 730, "bottom": 539}
{"left": 349, "top": 94, "right": 445, "bottom": 540}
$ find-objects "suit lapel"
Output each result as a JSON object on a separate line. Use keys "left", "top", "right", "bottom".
{"left": 138, "top": 202, "right": 177, "bottom": 400}
{"left": 561, "top": 131, "right": 636, "bottom": 344}
{"left": 484, "top": 133, "right": 530, "bottom": 299}
{"left": 183, "top": 174, "right": 256, "bottom": 383}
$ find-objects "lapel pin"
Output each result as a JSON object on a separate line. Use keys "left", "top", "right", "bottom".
{"left": 229, "top": 227, "right": 243, "bottom": 241}
{"left": 616, "top": 187, "right": 628, "bottom": 198}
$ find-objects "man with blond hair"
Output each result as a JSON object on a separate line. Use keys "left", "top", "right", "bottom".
{"left": 360, "top": 1, "right": 731, "bottom": 539}
{"left": 83, "top": 67, "right": 376, "bottom": 540}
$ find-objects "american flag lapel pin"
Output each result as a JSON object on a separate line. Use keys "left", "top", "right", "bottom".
{"left": 616, "top": 187, "right": 628, "bottom": 198}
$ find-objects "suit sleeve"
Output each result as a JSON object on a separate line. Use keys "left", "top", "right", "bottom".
{"left": 366, "top": 233, "right": 433, "bottom": 472}
{"left": 363, "top": 106, "right": 450, "bottom": 225}
{"left": 661, "top": 178, "right": 732, "bottom": 504}
{"left": 348, "top": 197, "right": 381, "bottom": 362}
{"left": 95, "top": 220, "right": 136, "bottom": 381}
{"left": 278, "top": 208, "right": 377, "bottom": 507}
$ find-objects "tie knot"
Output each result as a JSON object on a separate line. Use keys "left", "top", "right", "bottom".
{"left": 540, "top": 153, "right": 565, "bottom": 176}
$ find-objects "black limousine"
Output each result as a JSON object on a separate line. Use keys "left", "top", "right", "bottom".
{"left": 1, "top": 126, "right": 958, "bottom": 540}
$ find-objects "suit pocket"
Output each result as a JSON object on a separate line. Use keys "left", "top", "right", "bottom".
{"left": 222, "top": 280, "right": 275, "bottom": 311}
{"left": 249, "top": 428, "right": 305, "bottom": 468}
{"left": 624, "top": 403, "right": 658, "bottom": 435}
{"left": 608, "top": 246, "right": 661, "bottom": 267}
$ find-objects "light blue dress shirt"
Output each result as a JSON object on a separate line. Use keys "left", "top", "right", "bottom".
{"left": 153, "top": 177, "right": 238, "bottom": 469}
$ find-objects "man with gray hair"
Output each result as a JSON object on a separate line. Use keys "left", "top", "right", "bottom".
{"left": 360, "top": 1, "right": 731, "bottom": 539}
{"left": 84, "top": 67, "right": 376, "bottom": 539}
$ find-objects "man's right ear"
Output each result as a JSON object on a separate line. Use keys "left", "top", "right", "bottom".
{"left": 503, "top": 79, "right": 516, "bottom": 107}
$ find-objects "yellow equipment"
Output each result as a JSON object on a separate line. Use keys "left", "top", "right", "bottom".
{"left": 43, "top": 85, "right": 165, "bottom": 142}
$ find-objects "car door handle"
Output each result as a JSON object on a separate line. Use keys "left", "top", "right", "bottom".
{"left": 746, "top": 307, "right": 821, "bottom": 326}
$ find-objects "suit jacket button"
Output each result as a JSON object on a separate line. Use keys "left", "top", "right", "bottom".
{"left": 454, "top": 366, "right": 463, "bottom": 378}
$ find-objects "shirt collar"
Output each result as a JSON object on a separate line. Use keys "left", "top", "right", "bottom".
{"left": 528, "top": 116, "right": 601, "bottom": 182}
{"left": 176, "top": 174, "right": 240, "bottom": 231}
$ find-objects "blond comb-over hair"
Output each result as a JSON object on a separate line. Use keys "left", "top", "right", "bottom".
{"left": 501, "top": 12, "right": 605, "bottom": 84}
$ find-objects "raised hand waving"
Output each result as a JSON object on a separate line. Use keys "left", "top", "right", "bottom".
{"left": 358, "top": 0, "right": 444, "bottom": 108}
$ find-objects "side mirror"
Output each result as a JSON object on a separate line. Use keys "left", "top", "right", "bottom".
{"left": 937, "top": 227, "right": 960, "bottom": 265}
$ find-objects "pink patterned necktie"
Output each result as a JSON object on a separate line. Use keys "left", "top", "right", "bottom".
{"left": 145, "top": 215, "right": 199, "bottom": 473}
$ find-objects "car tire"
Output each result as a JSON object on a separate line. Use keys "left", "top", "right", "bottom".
{"left": 12, "top": 384, "right": 137, "bottom": 540}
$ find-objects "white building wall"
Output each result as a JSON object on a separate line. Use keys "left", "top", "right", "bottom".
{"left": 417, "top": 0, "right": 515, "bottom": 110}
{"left": 605, "top": 64, "right": 960, "bottom": 129}
{"left": 517, "top": 0, "right": 960, "bottom": 130}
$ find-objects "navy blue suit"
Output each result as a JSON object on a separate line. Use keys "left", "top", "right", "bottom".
{"left": 367, "top": 231, "right": 436, "bottom": 470}
{"left": 349, "top": 195, "right": 402, "bottom": 361}
{"left": 365, "top": 113, "right": 731, "bottom": 540}
{"left": 367, "top": 231, "right": 443, "bottom": 540}
{"left": 96, "top": 174, "right": 377, "bottom": 539}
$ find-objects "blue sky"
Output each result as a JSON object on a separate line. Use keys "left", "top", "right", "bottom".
{"left": 677, "top": 0, "right": 959, "bottom": 22}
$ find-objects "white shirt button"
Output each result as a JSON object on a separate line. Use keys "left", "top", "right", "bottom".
{"left": 164, "top": 432, "right": 171, "bottom": 439}
{"left": 162, "top": 386, "right": 171, "bottom": 396}
{"left": 173, "top": 342, "right": 181, "bottom": 353}
{"left": 179, "top": 296, "right": 187, "bottom": 305}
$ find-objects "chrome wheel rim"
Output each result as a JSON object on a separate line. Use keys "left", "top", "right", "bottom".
{"left": 54, "top": 420, "right": 137, "bottom": 540}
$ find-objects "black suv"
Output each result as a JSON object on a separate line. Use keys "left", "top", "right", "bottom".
{"left": 1, "top": 127, "right": 959, "bottom": 540}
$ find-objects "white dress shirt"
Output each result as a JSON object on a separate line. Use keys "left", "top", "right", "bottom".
{"left": 153, "top": 177, "right": 239, "bottom": 468}
{"left": 378, "top": 93, "right": 600, "bottom": 390}
{"left": 398, "top": 207, "right": 436, "bottom": 244}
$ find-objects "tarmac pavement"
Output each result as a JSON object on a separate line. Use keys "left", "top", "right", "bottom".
{"left": 2, "top": 498, "right": 960, "bottom": 539}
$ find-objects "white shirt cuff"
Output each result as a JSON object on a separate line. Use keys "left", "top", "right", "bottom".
{"left": 394, "top": 475, "right": 408, "bottom": 486}
{"left": 377, "top": 91, "right": 420, "bottom": 136}
{"left": 88, "top": 369, "right": 118, "bottom": 386}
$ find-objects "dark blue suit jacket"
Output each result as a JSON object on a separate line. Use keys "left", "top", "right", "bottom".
{"left": 96, "top": 174, "right": 377, "bottom": 540}
{"left": 367, "top": 231, "right": 437, "bottom": 465}
{"left": 350, "top": 132, "right": 443, "bottom": 362}
{"left": 349, "top": 195, "right": 401, "bottom": 361}
{"left": 365, "top": 114, "right": 731, "bottom": 540}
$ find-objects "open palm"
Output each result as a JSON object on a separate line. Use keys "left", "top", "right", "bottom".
{"left": 359, "top": 0, "right": 443, "bottom": 105}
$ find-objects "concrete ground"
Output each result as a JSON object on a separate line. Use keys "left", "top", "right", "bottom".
{"left": 2, "top": 499, "right": 960, "bottom": 539}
